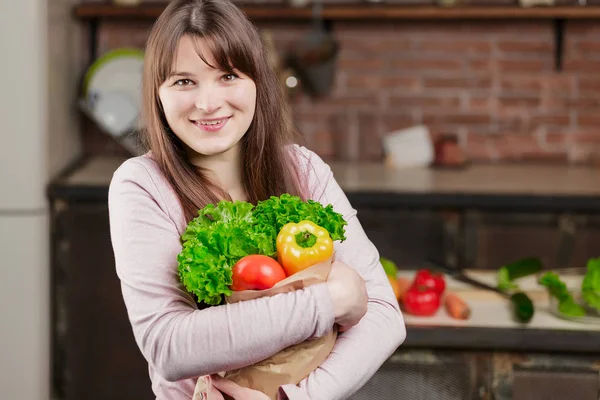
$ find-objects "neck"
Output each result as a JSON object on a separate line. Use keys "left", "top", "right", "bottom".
{"left": 188, "top": 144, "right": 246, "bottom": 201}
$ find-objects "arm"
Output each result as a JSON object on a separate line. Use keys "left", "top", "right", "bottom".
{"left": 108, "top": 160, "right": 335, "bottom": 383}
{"left": 280, "top": 149, "right": 406, "bottom": 400}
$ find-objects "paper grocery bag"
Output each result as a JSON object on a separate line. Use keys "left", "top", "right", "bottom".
{"left": 193, "top": 257, "right": 338, "bottom": 400}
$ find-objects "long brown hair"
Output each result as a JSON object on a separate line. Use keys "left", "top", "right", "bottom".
{"left": 141, "top": 0, "right": 306, "bottom": 223}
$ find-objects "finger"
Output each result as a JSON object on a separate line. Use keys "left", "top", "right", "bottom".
{"left": 211, "top": 375, "right": 247, "bottom": 398}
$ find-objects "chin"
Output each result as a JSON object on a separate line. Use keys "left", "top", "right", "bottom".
{"left": 188, "top": 139, "right": 238, "bottom": 158}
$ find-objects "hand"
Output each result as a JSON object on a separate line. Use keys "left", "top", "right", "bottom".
{"left": 211, "top": 375, "right": 271, "bottom": 400}
{"left": 326, "top": 261, "right": 368, "bottom": 331}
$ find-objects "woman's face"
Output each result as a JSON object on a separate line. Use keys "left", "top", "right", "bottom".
{"left": 159, "top": 34, "right": 257, "bottom": 163}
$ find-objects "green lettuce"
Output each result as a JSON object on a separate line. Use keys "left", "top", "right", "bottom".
{"left": 177, "top": 194, "right": 347, "bottom": 306}
{"left": 538, "top": 272, "right": 586, "bottom": 317}
{"left": 581, "top": 257, "right": 600, "bottom": 311}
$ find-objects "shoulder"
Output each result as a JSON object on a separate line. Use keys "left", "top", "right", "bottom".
{"left": 288, "top": 144, "right": 334, "bottom": 201}
{"left": 109, "top": 153, "right": 184, "bottom": 227}
{"left": 289, "top": 144, "right": 331, "bottom": 176}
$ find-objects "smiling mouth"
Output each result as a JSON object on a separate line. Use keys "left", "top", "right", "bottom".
{"left": 191, "top": 117, "right": 231, "bottom": 131}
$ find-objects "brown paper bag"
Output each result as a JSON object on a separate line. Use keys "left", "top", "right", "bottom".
{"left": 193, "top": 257, "right": 338, "bottom": 400}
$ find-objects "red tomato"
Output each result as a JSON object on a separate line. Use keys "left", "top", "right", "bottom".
{"left": 402, "top": 285, "right": 441, "bottom": 316}
{"left": 231, "top": 255, "right": 287, "bottom": 291}
{"left": 413, "top": 269, "right": 446, "bottom": 295}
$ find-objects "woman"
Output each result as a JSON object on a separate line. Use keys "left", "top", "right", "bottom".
{"left": 108, "top": 0, "right": 406, "bottom": 398}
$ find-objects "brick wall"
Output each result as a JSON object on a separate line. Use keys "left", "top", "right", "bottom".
{"left": 86, "top": 4, "right": 600, "bottom": 164}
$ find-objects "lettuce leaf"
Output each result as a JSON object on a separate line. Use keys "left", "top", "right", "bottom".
{"left": 253, "top": 194, "right": 347, "bottom": 242}
{"left": 581, "top": 257, "right": 600, "bottom": 311}
{"left": 177, "top": 195, "right": 347, "bottom": 306}
{"left": 177, "top": 200, "right": 275, "bottom": 306}
{"left": 539, "top": 272, "right": 586, "bottom": 317}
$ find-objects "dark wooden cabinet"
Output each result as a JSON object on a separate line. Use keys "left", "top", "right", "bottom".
{"left": 52, "top": 201, "right": 153, "bottom": 400}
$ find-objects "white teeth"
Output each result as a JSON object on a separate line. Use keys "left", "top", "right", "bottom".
{"left": 199, "top": 119, "right": 225, "bottom": 126}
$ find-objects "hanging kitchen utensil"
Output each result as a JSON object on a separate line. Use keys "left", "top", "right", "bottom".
{"left": 288, "top": 0, "right": 338, "bottom": 97}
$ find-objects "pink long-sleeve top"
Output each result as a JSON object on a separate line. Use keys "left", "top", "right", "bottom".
{"left": 108, "top": 145, "right": 406, "bottom": 400}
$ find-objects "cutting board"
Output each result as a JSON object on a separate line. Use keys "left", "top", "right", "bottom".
{"left": 397, "top": 270, "right": 600, "bottom": 331}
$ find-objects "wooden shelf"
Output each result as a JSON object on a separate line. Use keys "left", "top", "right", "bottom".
{"left": 73, "top": 3, "right": 600, "bottom": 21}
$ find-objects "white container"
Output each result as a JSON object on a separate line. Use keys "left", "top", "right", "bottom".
{"left": 382, "top": 125, "right": 435, "bottom": 168}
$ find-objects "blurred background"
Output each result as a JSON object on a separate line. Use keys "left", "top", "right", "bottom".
{"left": 3, "top": 0, "right": 600, "bottom": 399}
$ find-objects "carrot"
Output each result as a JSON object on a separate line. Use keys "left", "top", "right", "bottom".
{"left": 388, "top": 276, "right": 413, "bottom": 302}
{"left": 444, "top": 292, "right": 471, "bottom": 320}
{"left": 396, "top": 277, "right": 412, "bottom": 301}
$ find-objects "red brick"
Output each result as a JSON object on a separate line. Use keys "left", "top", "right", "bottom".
{"left": 493, "top": 133, "right": 565, "bottom": 162}
{"left": 381, "top": 114, "right": 416, "bottom": 133}
{"left": 568, "top": 144, "right": 600, "bottom": 164}
{"left": 564, "top": 59, "right": 600, "bottom": 73}
{"left": 381, "top": 76, "right": 421, "bottom": 90}
{"left": 543, "top": 75, "right": 576, "bottom": 94}
{"left": 497, "top": 40, "right": 553, "bottom": 54}
{"left": 311, "top": 130, "right": 335, "bottom": 159}
{"left": 544, "top": 132, "right": 569, "bottom": 146}
{"left": 498, "top": 94, "right": 541, "bottom": 108}
{"left": 423, "top": 76, "right": 493, "bottom": 89}
{"left": 390, "top": 58, "right": 463, "bottom": 72}
{"left": 568, "top": 97, "right": 600, "bottom": 110}
{"left": 322, "top": 93, "right": 382, "bottom": 108}
{"left": 423, "top": 113, "right": 491, "bottom": 125}
{"left": 570, "top": 132, "right": 600, "bottom": 145}
{"left": 465, "top": 134, "right": 495, "bottom": 162}
{"left": 574, "top": 40, "right": 600, "bottom": 54}
{"left": 468, "top": 96, "right": 497, "bottom": 111}
{"left": 468, "top": 59, "right": 494, "bottom": 71}
{"left": 345, "top": 75, "right": 419, "bottom": 91}
{"left": 389, "top": 94, "right": 461, "bottom": 109}
{"left": 577, "top": 77, "right": 600, "bottom": 95}
{"left": 358, "top": 113, "right": 384, "bottom": 160}
{"left": 499, "top": 59, "right": 550, "bottom": 72}
{"left": 530, "top": 113, "right": 572, "bottom": 128}
{"left": 499, "top": 76, "right": 542, "bottom": 92}
{"left": 577, "top": 114, "right": 600, "bottom": 127}
{"left": 337, "top": 58, "right": 384, "bottom": 70}
{"left": 339, "top": 38, "right": 411, "bottom": 55}
{"left": 416, "top": 40, "right": 492, "bottom": 54}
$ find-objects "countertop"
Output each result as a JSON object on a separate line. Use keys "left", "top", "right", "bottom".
{"left": 400, "top": 269, "right": 600, "bottom": 353}
{"left": 46, "top": 155, "right": 600, "bottom": 353}
{"left": 48, "top": 155, "right": 600, "bottom": 212}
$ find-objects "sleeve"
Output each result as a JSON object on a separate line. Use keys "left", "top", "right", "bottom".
{"left": 107, "top": 160, "right": 335, "bottom": 383}
{"left": 279, "top": 148, "right": 407, "bottom": 400}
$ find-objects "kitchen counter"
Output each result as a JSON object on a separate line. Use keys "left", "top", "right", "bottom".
{"left": 48, "top": 155, "right": 600, "bottom": 213}
{"left": 47, "top": 155, "right": 600, "bottom": 354}
{"left": 398, "top": 270, "right": 600, "bottom": 354}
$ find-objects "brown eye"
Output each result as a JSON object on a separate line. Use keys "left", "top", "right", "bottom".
{"left": 174, "top": 79, "right": 193, "bottom": 86}
{"left": 221, "top": 74, "right": 238, "bottom": 82}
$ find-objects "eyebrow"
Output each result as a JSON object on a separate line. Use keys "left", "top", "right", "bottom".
{"left": 169, "top": 71, "right": 195, "bottom": 79}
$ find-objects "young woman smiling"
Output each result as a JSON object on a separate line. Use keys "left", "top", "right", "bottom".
{"left": 107, "top": 0, "right": 406, "bottom": 398}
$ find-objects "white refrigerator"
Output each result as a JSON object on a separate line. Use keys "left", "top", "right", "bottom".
{"left": 0, "top": 0, "right": 79, "bottom": 398}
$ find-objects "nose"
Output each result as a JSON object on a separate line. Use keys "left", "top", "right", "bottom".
{"left": 194, "top": 84, "right": 222, "bottom": 114}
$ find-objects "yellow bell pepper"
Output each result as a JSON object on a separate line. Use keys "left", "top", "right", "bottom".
{"left": 276, "top": 220, "right": 334, "bottom": 276}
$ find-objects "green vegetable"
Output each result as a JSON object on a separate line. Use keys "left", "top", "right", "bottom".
{"left": 177, "top": 194, "right": 347, "bottom": 306}
{"left": 581, "top": 257, "right": 600, "bottom": 311}
{"left": 538, "top": 272, "right": 586, "bottom": 317}
{"left": 252, "top": 194, "right": 347, "bottom": 243}
{"left": 497, "top": 257, "right": 542, "bottom": 292}
{"left": 380, "top": 257, "right": 398, "bottom": 278}
{"left": 510, "top": 292, "right": 535, "bottom": 323}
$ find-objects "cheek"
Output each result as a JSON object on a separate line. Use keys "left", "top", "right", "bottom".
{"left": 229, "top": 83, "right": 256, "bottom": 113}
{"left": 159, "top": 89, "right": 195, "bottom": 119}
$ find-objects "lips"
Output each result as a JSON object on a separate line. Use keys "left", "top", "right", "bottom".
{"left": 191, "top": 116, "right": 231, "bottom": 132}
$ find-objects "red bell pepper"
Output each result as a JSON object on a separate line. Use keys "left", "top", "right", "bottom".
{"left": 403, "top": 285, "right": 441, "bottom": 316}
{"left": 413, "top": 269, "right": 446, "bottom": 295}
